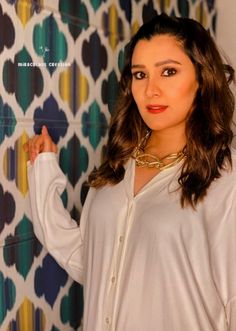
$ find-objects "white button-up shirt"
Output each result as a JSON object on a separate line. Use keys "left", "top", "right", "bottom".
{"left": 27, "top": 151, "right": 236, "bottom": 331}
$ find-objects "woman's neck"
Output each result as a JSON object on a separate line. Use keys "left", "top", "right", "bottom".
{"left": 146, "top": 130, "right": 186, "bottom": 159}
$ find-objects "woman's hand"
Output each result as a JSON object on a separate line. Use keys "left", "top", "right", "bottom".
{"left": 24, "top": 126, "right": 57, "bottom": 164}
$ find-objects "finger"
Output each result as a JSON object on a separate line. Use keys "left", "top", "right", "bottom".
{"left": 28, "top": 138, "right": 41, "bottom": 164}
{"left": 23, "top": 142, "right": 29, "bottom": 153}
{"left": 40, "top": 126, "right": 57, "bottom": 153}
{"left": 30, "top": 151, "right": 37, "bottom": 165}
{"left": 52, "top": 143, "right": 58, "bottom": 153}
{"left": 30, "top": 135, "right": 43, "bottom": 154}
{"left": 42, "top": 125, "right": 49, "bottom": 136}
{"left": 23, "top": 135, "right": 40, "bottom": 154}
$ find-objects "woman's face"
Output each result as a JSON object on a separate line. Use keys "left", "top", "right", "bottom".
{"left": 131, "top": 34, "right": 199, "bottom": 135}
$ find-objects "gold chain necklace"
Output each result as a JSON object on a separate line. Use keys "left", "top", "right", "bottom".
{"left": 132, "top": 131, "right": 186, "bottom": 171}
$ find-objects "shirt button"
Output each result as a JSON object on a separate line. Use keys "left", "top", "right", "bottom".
{"left": 105, "top": 317, "right": 111, "bottom": 325}
{"left": 111, "top": 276, "right": 116, "bottom": 283}
{"left": 119, "top": 236, "right": 124, "bottom": 243}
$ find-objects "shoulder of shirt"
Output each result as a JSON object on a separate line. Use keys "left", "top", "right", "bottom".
{"left": 211, "top": 147, "right": 236, "bottom": 192}
{"left": 202, "top": 148, "right": 236, "bottom": 216}
{"left": 202, "top": 148, "right": 236, "bottom": 193}
{"left": 231, "top": 147, "right": 236, "bottom": 171}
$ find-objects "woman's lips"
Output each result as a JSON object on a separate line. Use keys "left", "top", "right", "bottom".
{"left": 146, "top": 105, "right": 168, "bottom": 114}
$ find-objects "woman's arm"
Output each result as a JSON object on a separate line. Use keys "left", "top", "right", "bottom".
{"left": 25, "top": 126, "right": 91, "bottom": 284}
{"left": 27, "top": 152, "right": 86, "bottom": 283}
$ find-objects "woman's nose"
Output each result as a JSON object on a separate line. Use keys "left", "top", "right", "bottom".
{"left": 145, "top": 77, "right": 161, "bottom": 98}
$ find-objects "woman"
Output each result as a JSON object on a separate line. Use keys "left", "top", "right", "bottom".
{"left": 26, "top": 13, "right": 236, "bottom": 331}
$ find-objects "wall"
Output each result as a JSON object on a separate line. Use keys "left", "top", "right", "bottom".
{"left": 0, "top": 1, "right": 217, "bottom": 330}
{"left": 216, "top": 0, "right": 236, "bottom": 145}
{"left": 217, "top": 0, "right": 236, "bottom": 70}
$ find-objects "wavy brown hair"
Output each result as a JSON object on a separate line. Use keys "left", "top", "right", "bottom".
{"left": 88, "top": 13, "right": 235, "bottom": 208}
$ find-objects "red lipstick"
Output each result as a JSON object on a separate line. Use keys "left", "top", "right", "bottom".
{"left": 147, "top": 105, "right": 168, "bottom": 114}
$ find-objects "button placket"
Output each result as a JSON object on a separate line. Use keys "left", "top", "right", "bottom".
{"left": 103, "top": 200, "right": 135, "bottom": 331}
{"left": 110, "top": 200, "right": 135, "bottom": 329}
{"left": 102, "top": 229, "right": 124, "bottom": 329}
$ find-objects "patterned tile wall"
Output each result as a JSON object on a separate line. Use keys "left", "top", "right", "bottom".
{"left": 0, "top": 0, "right": 216, "bottom": 330}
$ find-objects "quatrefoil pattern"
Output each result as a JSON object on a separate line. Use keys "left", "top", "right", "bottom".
{"left": 0, "top": 0, "right": 216, "bottom": 329}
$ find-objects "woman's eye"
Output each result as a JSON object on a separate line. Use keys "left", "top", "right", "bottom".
{"left": 132, "top": 71, "right": 146, "bottom": 80}
{"left": 162, "top": 68, "right": 177, "bottom": 77}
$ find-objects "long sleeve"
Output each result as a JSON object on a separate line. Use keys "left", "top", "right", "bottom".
{"left": 209, "top": 178, "right": 236, "bottom": 331}
{"left": 226, "top": 298, "right": 236, "bottom": 331}
{"left": 27, "top": 152, "right": 92, "bottom": 284}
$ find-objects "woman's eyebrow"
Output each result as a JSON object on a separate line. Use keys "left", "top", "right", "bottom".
{"left": 131, "top": 59, "right": 181, "bottom": 69}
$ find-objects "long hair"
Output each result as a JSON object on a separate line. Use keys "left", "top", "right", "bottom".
{"left": 88, "top": 13, "right": 235, "bottom": 208}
